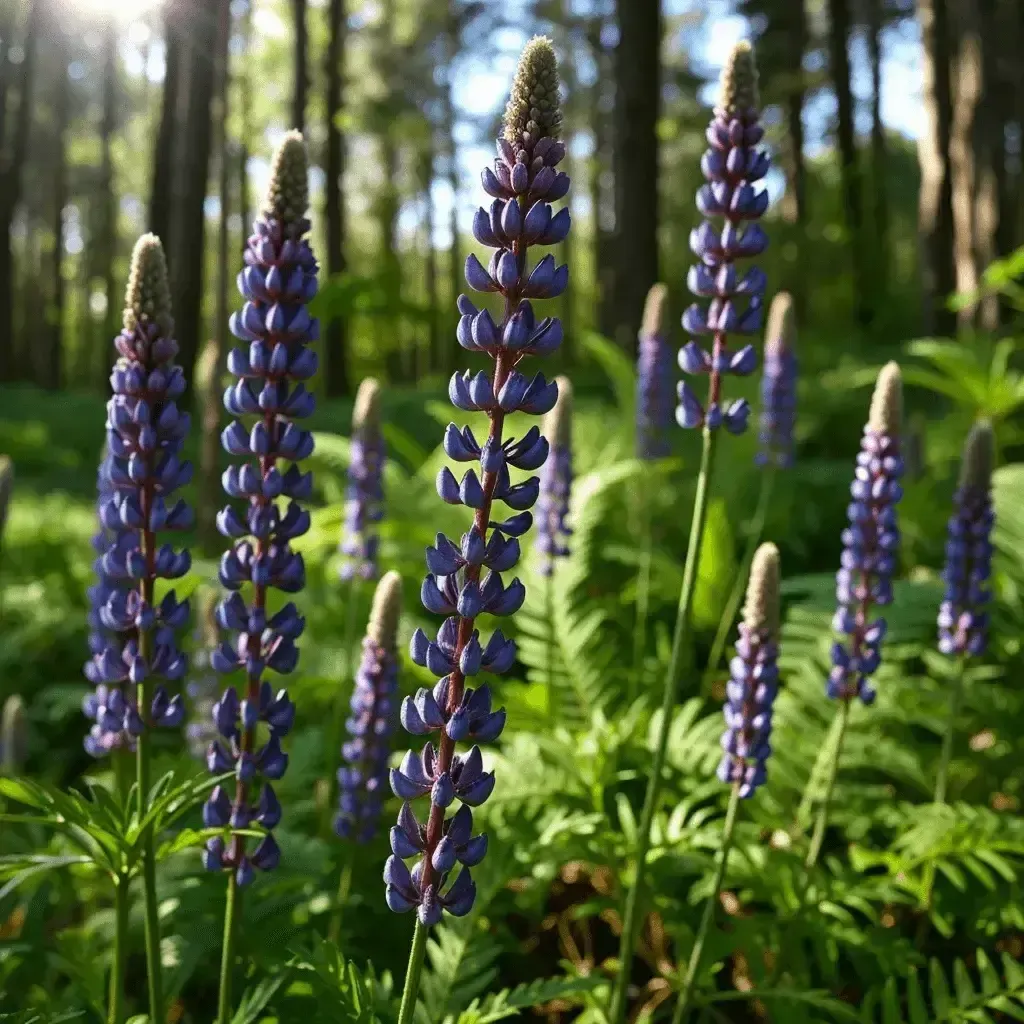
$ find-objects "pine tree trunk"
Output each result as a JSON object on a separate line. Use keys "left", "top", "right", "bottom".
{"left": 378, "top": 0, "right": 403, "bottom": 382}
{"left": 291, "top": 0, "right": 308, "bottom": 135}
{"left": 0, "top": 0, "right": 38, "bottom": 382}
{"left": 827, "top": 0, "right": 871, "bottom": 328}
{"left": 96, "top": 21, "right": 118, "bottom": 390}
{"left": 780, "top": 2, "right": 808, "bottom": 228}
{"left": 324, "top": 0, "right": 351, "bottom": 397}
{"left": 612, "top": 0, "right": 660, "bottom": 353}
{"left": 917, "top": 0, "right": 957, "bottom": 336}
{"left": 198, "top": 0, "right": 232, "bottom": 551}
{"left": 149, "top": 0, "right": 182, "bottom": 246}
{"left": 45, "top": 25, "right": 69, "bottom": 391}
{"left": 866, "top": 0, "right": 889, "bottom": 301}
{"left": 587, "top": 16, "right": 615, "bottom": 341}
{"left": 171, "top": 0, "right": 223, "bottom": 401}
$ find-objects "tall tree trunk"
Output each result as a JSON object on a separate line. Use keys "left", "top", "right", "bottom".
{"left": 866, "top": 0, "right": 889, "bottom": 303}
{"left": 612, "top": 0, "right": 660, "bottom": 352}
{"left": 780, "top": 2, "right": 808, "bottom": 229}
{"left": 149, "top": 0, "right": 182, "bottom": 246}
{"left": 95, "top": 21, "right": 118, "bottom": 390}
{"left": 324, "top": 0, "right": 351, "bottom": 397}
{"left": 587, "top": 16, "right": 615, "bottom": 341}
{"left": 238, "top": 0, "right": 252, "bottom": 242}
{"left": 917, "top": 0, "right": 957, "bottom": 336}
{"left": 442, "top": 4, "right": 460, "bottom": 378}
{"left": 0, "top": 0, "right": 38, "bottom": 382}
{"left": 171, "top": 0, "right": 223, "bottom": 400}
{"left": 421, "top": 148, "right": 439, "bottom": 377}
{"left": 827, "top": 0, "right": 871, "bottom": 328}
{"left": 291, "top": 0, "right": 307, "bottom": 134}
{"left": 45, "top": 25, "right": 69, "bottom": 391}
{"left": 0, "top": 4, "right": 16, "bottom": 159}
{"left": 198, "top": 0, "right": 232, "bottom": 551}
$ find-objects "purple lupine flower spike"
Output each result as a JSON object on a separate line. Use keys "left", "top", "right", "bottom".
{"left": 755, "top": 292, "right": 797, "bottom": 468}
{"left": 938, "top": 421, "right": 994, "bottom": 658}
{"left": 340, "top": 378, "right": 385, "bottom": 581}
{"left": 718, "top": 542, "right": 780, "bottom": 798}
{"left": 636, "top": 284, "right": 674, "bottom": 460}
{"left": 678, "top": 42, "right": 768, "bottom": 435}
{"left": 385, "top": 37, "right": 567, "bottom": 928}
{"left": 203, "top": 132, "right": 316, "bottom": 885}
{"left": 337, "top": 571, "right": 403, "bottom": 842}
{"left": 536, "top": 376, "right": 573, "bottom": 575}
{"left": 828, "top": 363, "right": 904, "bottom": 705}
{"left": 84, "top": 235, "right": 191, "bottom": 754}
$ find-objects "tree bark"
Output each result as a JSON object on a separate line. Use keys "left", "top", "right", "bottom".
{"left": 866, "top": 0, "right": 889, "bottom": 300}
{"left": 612, "top": 0, "right": 660, "bottom": 352}
{"left": 586, "top": 15, "right": 615, "bottom": 341}
{"left": 323, "top": 0, "right": 351, "bottom": 397}
{"left": 45, "top": 24, "right": 69, "bottom": 391}
{"left": 171, "top": 0, "right": 223, "bottom": 401}
{"left": 827, "top": 0, "right": 871, "bottom": 328}
{"left": 0, "top": 0, "right": 39, "bottom": 382}
{"left": 291, "top": 0, "right": 308, "bottom": 134}
{"left": 917, "top": 0, "right": 957, "bottom": 337}
{"left": 779, "top": 2, "right": 808, "bottom": 229}
{"left": 421, "top": 146, "right": 440, "bottom": 377}
{"left": 149, "top": 0, "right": 182, "bottom": 247}
{"left": 96, "top": 21, "right": 118, "bottom": 389}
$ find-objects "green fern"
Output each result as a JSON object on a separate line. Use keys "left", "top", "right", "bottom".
{"left": 453, "top": 974, "right": 602, "bottom": 1023}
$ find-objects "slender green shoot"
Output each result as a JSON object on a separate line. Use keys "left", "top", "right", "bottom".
{"left": 397, "top": 920, "right": 429, "bottom": 1024}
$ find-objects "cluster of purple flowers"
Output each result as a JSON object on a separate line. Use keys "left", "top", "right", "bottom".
{"left": 384, "top": 36, "right": 567, "bottom": 927}
{"left": 536, "top": 375, "right": 573, "bottom": 575}
{"left": 636, "top": 284, "right": 675, "bottom": 460}
{"left": 202, "top": 132, "right": 314, "bottom": 885}
{"left": 677, "top": 41, "right": 767, "bottom": 435}
{"left": 336, "top": 572, "right": 403, "bottom": 842}
{"left": 340, "top": 378, "right": 385, "bottom": 581}
{"left": 83, "top": 235, "right": 190, "bottom": 755}
{"left": 938, "top": 422, "right": 994, "bottom": 658}
{"left": 756, "top": 291, "right": 798, "bottom": 468}
{"left": 828, "top": 363, "right": 904, "bottom": 705}
{"left": 718, "top": 543, "right": 779, "bottom": 798}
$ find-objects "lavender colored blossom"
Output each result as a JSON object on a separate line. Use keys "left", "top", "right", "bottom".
{"left": 340, "top": 378, "right": 385, "bottom": 581}
{"left": 384, "top": 37, "right": 567, "bottom": 928}
{"left": 636, "top": 284, "right": 674, "bottom": 460}
{"left": 755, "top": 291, "right": 797, "bottom": 468}
{"left": 336, "top": 571, "right": 403, "bottom": 842}
{"left": 202, "top": 132, "right": 315, "bottom": 885}
{"left": 83, "top": 235, "right": 191, "bottom": 754}
{"left": 718, "top": 542, "right": 779, "bottom": 798}
{"left": 536, "top": 376, "right": 572, "bottom": 575}
{"left": 938, "top": 421, "right": 994, "bottom": 658}
{"left": 677, "top": 42, "right": 768, "bottom": 435}
{"left": 828, "top": 363, "right": 904, "bottom": 705}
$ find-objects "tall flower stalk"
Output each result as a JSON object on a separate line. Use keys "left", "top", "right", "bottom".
{"left": 924, "top": 420, "right": 993, "bottom": 908}
{"left": 329, "top": 570, "right": 403, "bottom": 942}
{"left": 806, "top": 362, "right": 903, "bottom": 870}
{"left": 87, "top": 233, "right": 193, "bottom": 1024}
{"left": 632, "top": 283, "right": 672, "bottom": 690}
{"left": 610, "top": 41, "right": 769, "bottom": 1024}
{"left": 673, "top": 543, "right": 780, "bottom": 1023}
{"left": 386, "top": 37, "right": 568, "bottom": 1024}
{"left": 706, "top": 291, "right": 797, "bottom": 683}
{"left": 205, "top": 132, "right": 315, "bottom": 1024}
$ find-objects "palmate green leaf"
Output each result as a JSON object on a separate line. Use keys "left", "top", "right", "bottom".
{"left": 454, "top": 974, "right": 603, "bottom": 1023}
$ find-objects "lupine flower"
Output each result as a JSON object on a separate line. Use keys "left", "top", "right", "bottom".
{"left": 203, "top": 132, "right": 316, "bottom": 886}
{"left": 384, "top": 37, "right": 567, "bottom": 928}
{"left": 718, "top": 542, "right": 780, "bottom": 798}
{"left": 755, "top": 291, "right": 797, "bottom": 468}
{"left": 828, "top": 362, "right": 904, "bottom": 705}
{"left": 340, "top": 377, "right": 385, "bottom": 581}
{"left": 83, "top": 235, "right": 191, "bottom": 753}
{"left": 185, "top": 591, "right": 221, "bottom": 760}
{"left": 336, "top": 570, "right": 403, "bottom": 842}
{"left": 938, "top": 421, "right": 994, "bottom": 657}
{"left": 1, "top": 694, "right": 27, "bottom": 775}
{"left": 636, "top": 284, "right": 674, "bottom": 460}
{"left": 536, "top": 375, "right": 573, "bottom": 575}
{"left": 677, "top": 41, "right": 768, "bottom": 434}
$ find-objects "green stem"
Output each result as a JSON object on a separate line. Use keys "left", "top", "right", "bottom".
{"left": 327, "top": 854, "right": 354, "bottom": 945}
{"left": 108, "top": 873, "right": 129, "bottom": 1024}
{"left": 805, "top": 698, "right": 851, "bottom": 871}
{"left": 545, "top": 568, "right": 555, "bottom": 714}
{"left": 922, "top": 655, "right": 967, "bottom": 909}
{"left": 609, "top": 428, "right": 719, "bottom": 1024}
{"left": 631, "top": 490, "right": 653, "bottom": 702}
{"left": 216, "top": 872, "right": 241, "bottom": 1024}
{"left": 324, "top": 577, "right": 360, "bottom": 838}
{"left": 705, "top": 471, "right": 775, "bottom": 688}
{"left": 671, "top": 784, "right": 742, "bottom": 1024}
{"left": 397, "top": 919, "right": 429, "bottom": 1024}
